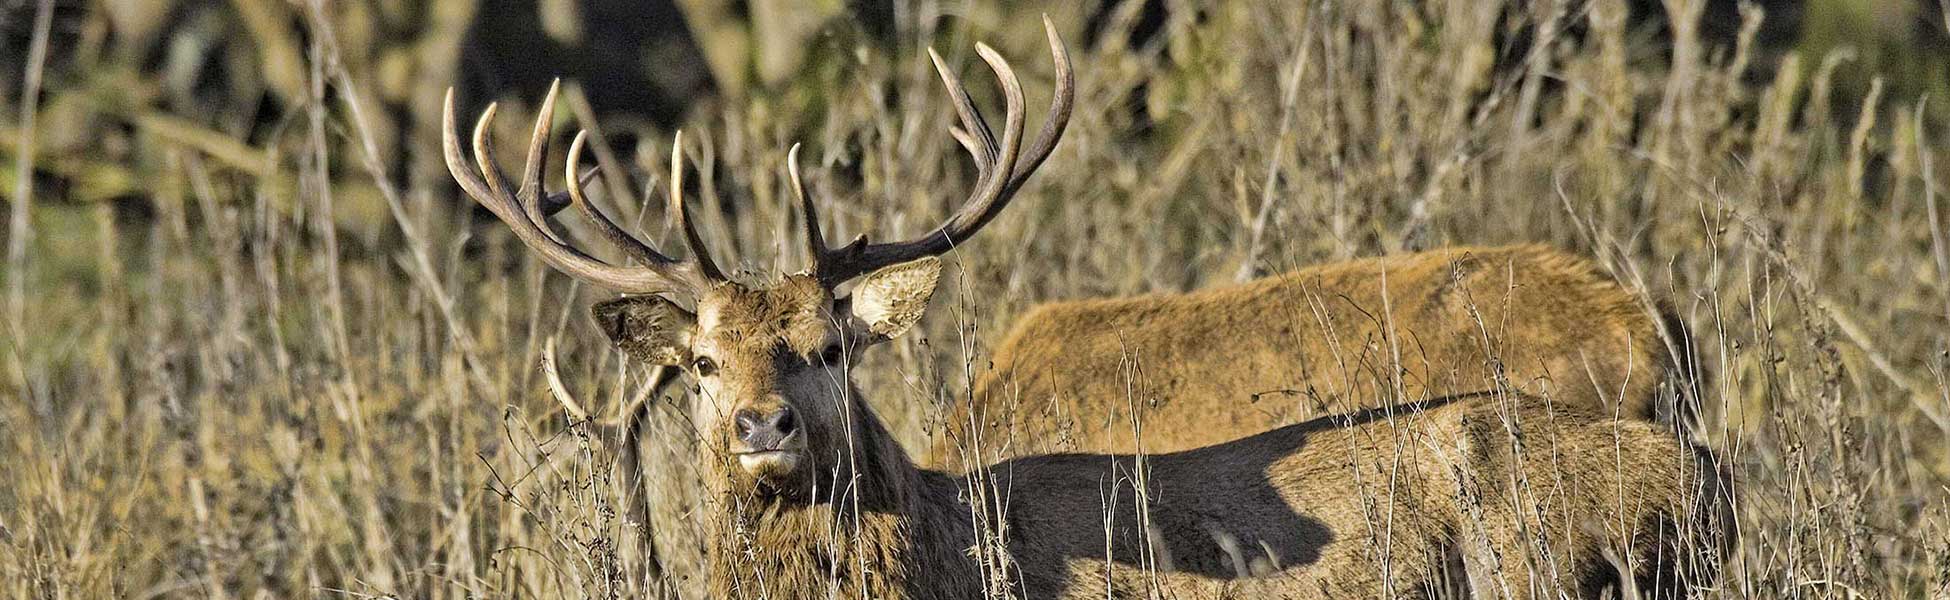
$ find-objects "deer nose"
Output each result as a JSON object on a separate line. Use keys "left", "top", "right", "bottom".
{"left": 734, "top": 405, "right": 797, "bottom": 450}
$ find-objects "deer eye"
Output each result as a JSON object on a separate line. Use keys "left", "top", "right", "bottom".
{"left": 691, "top": 356, "right": 718, "bottom": 377}
{"left": 819, "top": 343, "right": 845, "bottom": 365}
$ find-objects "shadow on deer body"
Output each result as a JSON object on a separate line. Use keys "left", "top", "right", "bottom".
{"left": 992, "top": 392, "right": 1731, "bottom": 598}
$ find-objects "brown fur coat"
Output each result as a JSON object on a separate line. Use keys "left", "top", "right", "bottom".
{"left": 931, "top": 245, "right": 1691, "bottom": 465}
{"left": 708, "top": 392, "right": 1730, "bottom": 599}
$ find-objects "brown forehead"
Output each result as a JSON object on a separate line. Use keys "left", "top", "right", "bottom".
{"left": 697, "top": 275, "right": 834, "bottom": 353}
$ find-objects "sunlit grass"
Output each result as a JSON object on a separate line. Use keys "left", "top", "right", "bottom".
{"left": 2, "top": 0, "right": 1947, "bottom": 598}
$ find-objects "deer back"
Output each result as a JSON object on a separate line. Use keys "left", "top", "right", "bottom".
{"left": 933, "top": 244, "right": 1685, "bottom": 465}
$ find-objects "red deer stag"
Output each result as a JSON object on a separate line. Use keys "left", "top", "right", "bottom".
{"left": 442, "top": 21, "right": 1729, "bottom": 598}
{"left": 497, "top": 20, "right": 1691, "bottom": 471}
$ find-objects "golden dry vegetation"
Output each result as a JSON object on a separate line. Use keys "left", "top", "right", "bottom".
{"left": 1, "top": 0, "right": 1947, "bottom": 598}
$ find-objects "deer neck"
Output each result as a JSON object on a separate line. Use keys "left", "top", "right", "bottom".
{"left": 703, "top": 387, "right": 986, "bottom": 599}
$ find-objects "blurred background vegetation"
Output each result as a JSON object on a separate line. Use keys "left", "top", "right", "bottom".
{"left": 2, "top": 0, "right": 1949, "bottom": 598}
{"left": 6, "top": 0, "right": 1950, "bottom": 242}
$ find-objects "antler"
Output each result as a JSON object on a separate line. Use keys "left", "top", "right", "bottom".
{"left": 442, "top": 80, "right": 726, "bottom": 296}
{"left": 793, "top": 15, "right": 1074, "bottom": 285}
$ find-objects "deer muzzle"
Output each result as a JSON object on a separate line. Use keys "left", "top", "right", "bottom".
{"left": 732, "top": 403, "right": 802, "bottom": 479}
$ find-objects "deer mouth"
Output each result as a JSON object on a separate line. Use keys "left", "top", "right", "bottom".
{"left": 735, "top": 449, "right": 800, "bottom": 480}
{"left": 732, "top": 428, "right": 804, "bottom": 480}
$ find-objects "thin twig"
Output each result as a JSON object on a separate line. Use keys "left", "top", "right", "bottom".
{"left": 1917, "top": 98, "right": 1950, "bottom": 330}
{"left": 5, "top": 0, "right": 55, "bottom": 385}
{"left": 302, "top": 0, "right": 355, "bottom": 389}
{"left": 1236, "top": 19, "right": 1313, "bottom": 282}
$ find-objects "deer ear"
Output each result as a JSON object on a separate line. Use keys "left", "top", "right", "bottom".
{"left": 847, "top": 257, "right": 942, "bottom": 340}
{"left": 591, "top": 296, "right": 696, "bottom": 365}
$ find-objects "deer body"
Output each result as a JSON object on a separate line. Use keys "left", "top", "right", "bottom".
{"left": 937, "top": 244, "right": 1682, "bottom": 462}
{"left": 696, "top": 385, "right": 1724, "bottom": 599}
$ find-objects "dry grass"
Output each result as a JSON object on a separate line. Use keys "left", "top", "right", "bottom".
{"left": 2, "top": 0, "right": 1947, "bottom": 598}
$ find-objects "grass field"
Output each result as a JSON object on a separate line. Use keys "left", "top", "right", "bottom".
{"left": 3, "top": 0, "right": 1948, "bottom": 597}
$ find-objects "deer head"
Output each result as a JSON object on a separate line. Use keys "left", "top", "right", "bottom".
{"left": 443, "top": 18, "right": 1071, "bottom": 502}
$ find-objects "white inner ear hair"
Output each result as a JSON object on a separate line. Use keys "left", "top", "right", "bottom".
{"left": 852, "top": 259, "right": 940, "bottom": 337}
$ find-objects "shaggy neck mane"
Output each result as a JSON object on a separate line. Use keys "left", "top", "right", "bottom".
{"left": 705, "top": 387, "right": 982, "bottom": 599}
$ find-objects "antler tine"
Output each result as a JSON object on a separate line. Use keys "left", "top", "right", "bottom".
{"left": 948, "top": 126, "right": 991, "bottom": 174}
{"left": 668, "top": 132, "right": 728, "bottom": 283}
{"left": 786, "top": 144, "right": 830, "bottom": 277}
{"left": 930, "top": 48, "right": 998, "bottom": 164}
{"left": 516, "top": 79, "right": 565, "bottom": 243}
{"left": 1008, "top": 15, "right": 1074, "bottom": 191}
{"left": 536, "top": 170, "right": 595, "bottom": 216}
{"left": 442, "top": 90, "right": 505, "bottom": 218}
{"left": 566, "top": 130, "right": 668, "bottom": 265}
{"left": 441, "top": 87, "right": 707, "bottom": 296}
{"left": 470, "top": 103, "right": 513, "bottom": 201}
{"left": 805, "top": 23, "right": 1071, "bottom": 285}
